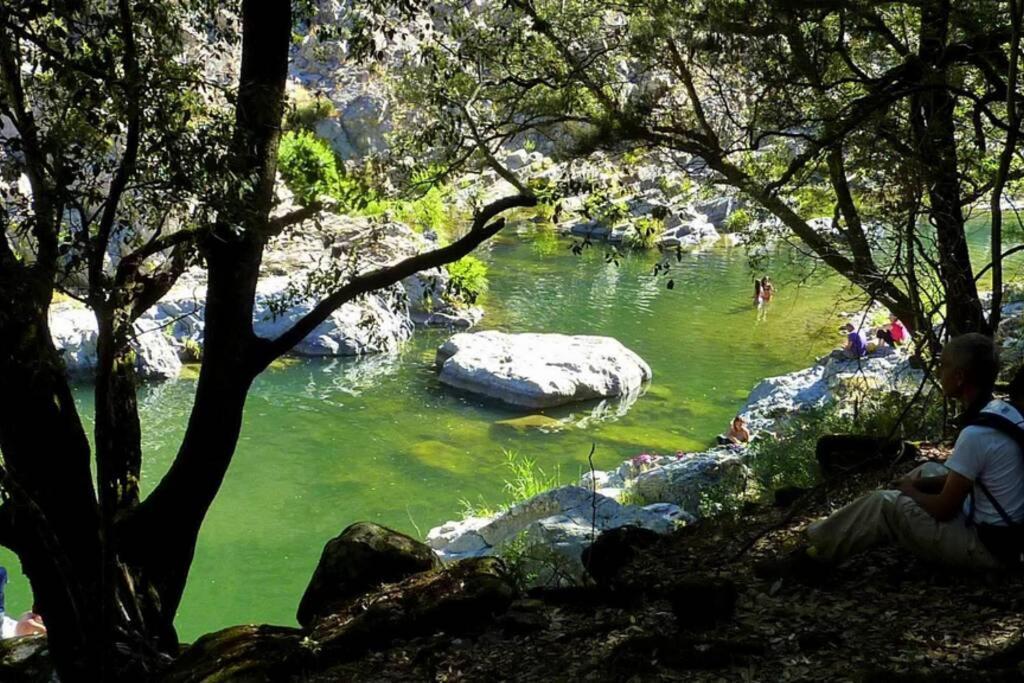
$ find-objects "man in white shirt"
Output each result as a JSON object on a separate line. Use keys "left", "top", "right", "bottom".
{"left": 772, "top": 334, "right": 1024, "bottom": 572}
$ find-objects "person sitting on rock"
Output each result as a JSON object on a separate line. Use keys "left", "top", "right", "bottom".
{"left": 717, "top": 415, "right": 750, "bottom": 446}
{"left": 842, "top": 323, "right": 867, "bottom": 358}
{"left": 875, "top": 314, "right": 908, "bottom": 347}
{"left": 758, "top": 333, "right": 1024, "bottom": 579}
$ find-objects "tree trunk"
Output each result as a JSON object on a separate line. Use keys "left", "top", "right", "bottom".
{"left": 0, "top": 262, "right": 111, "bottom": 678}
{"left": 116, "top": 0, "right": 291, "bottom": 640}
{"left": 912, "top": 0, "right": 988, "bottom": 336}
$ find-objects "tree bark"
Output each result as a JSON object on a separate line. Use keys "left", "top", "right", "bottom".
{"left": 117, "top": 0, "right": 291, "bottom": 634}
{"left": 0, "top": 260, "right": 110, "bottom": 678}
{"left": 912, "top": 0, "right": 988, "bottom": 336}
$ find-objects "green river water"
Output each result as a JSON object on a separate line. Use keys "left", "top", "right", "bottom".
{"left": 2, "top": 220, "right": 1020, "bottom": 640}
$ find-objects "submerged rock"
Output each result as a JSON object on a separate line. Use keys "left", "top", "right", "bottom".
{"left": 297, "top": 522, "right": 441, "bottom": 628}
{"left": 492, "top": 414, "right": 566, "bottom": 432}
{"left": 435, "top": 331, "right": 652, "bottom": 409}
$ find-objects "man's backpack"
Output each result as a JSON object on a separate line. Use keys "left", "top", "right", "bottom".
{"left": 965, "top": 410, "right": 1024, "bottom": 566}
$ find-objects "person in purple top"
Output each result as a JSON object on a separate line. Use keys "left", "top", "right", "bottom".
{"left": 842, "top": 323, "right": 867, "bottom": 358}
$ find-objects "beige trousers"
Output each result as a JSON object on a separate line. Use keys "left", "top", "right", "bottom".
{"left": 806, "top": 463, "right": 1003, "bottom": 569}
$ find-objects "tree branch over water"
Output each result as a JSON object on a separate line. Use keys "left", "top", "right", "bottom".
{"left": 254, "top": 193, "right": 537, "bottom": 370}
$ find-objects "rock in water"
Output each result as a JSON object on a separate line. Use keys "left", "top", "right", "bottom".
{"left": 435, "top": 331, "right": 652, "bottom": 409}
{"left": 296, "top": 522, "right": 441, "bottom": 628}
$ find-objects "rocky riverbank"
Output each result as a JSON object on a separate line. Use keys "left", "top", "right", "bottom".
{"left": 425, "top": 299, "right": 1024, "bottom": 586}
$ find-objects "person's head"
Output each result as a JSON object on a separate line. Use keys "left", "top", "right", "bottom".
{"left": 842, "top": 323, "right": 855, "bottom": 334}
{"left": 889, "top": 314, "right": 899, "bottom": 323}
{"left": 732, "top": 415, "right": 745, "bottom": 428}
{"left": 939, "top": 333, "right": 1000, "bottom": 402}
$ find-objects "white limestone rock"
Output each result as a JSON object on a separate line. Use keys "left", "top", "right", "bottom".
{"left": 427, "top": 485, "right": 692, "bottom": 585}
{"left": 632, "top": 451, "right": 745, "bottom": 512}
{"left": 253, "top": 276, "right": 412, "bottom": 356}
{"left": 435, "top": 331, "right": 652, "bottom": 409}
{"left": 49, "top": 305, "right": 182, "bottom": 381}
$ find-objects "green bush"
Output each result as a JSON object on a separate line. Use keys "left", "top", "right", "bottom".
{"left": 723, "top": 207, "right": 752, "bottom": 233}
{"left": 459, "top": 449, "right": 561, "bottom": 519}
{"left": 502, "top": 449, "right": 560, "bottom": 502}
{"left": 278, "top": 131, "right": 383, "bottom": 212}
{"left": 182, "top": 338, "right": 203, "bottom": 362}
{"left": 278, "top": 130, "right": 340, "bottom": 205}
{"left": 392, "top": 185, "right": 453, "bottom": 235}
{"left": 445, "top": 255, "right": 489, "bottom": 305}
{"left": 283, "top": 86, "right": 337, "bottom": 132}
{"left": 747, "top": 390, "right": 944, "bottom": 495}
{"left": 624, "top": 216, "right": 662, "bottom": 249}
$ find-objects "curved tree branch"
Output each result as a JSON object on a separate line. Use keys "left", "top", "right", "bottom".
{"left": 254, "top": 193, "right": 537, "bottom": 370}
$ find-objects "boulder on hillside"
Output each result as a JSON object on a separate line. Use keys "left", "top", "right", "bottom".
{"left": 309, "top": 557, "right": 517, "bottom": 662}
{"left": 435, "top": 331, "right": 652, "bottom": 409}
{"left": 161, "top": 625, "right": 305, "bottom": 683}
{"left": 297, "top": 522, "right": 441, "bottom": 628}
{"left": 815, "top": 435, "right": 917, "bottom": 476}
{"left": 581, "top": 525, "right": 661, "bottom": 586}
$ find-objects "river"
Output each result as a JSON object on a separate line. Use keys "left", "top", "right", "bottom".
{"left": 3, "top": 219, "right": 1018, "bottom": 639}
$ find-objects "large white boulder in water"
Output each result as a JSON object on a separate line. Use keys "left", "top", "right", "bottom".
{"left": 435, "top": 331, "right": 652, "bottom": 408}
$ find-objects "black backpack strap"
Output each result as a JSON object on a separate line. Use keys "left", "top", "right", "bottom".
{"left": 966, "top": 410, "right": 1024, "bottom": 527}
{"left": 977, "top": 479, "right": 1017, "bottom": 527}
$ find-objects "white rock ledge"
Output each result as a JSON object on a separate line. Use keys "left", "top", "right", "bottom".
{"left": 435, "top": 331, "right": 652, "bottom": 409}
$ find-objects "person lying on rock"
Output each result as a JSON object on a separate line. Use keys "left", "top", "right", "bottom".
{"left": 758, "top": 333, "right": 1024, "bottom": 579}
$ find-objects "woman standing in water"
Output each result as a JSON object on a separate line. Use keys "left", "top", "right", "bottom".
{"left": 761, "top": 276, "right": 774, "bottom": 302}
{"left": 753, "top": 278, "right": 764, "bottom": 308}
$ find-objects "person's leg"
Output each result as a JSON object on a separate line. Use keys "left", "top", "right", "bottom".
{"left": 806, "top": 490, "right": 900, "bottom": 562}
{"left": 807, "top": 468, "right": 1002, "bottom": 570}
{"left": 879, "top": 496, "right": 1002, "bottom": 569}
